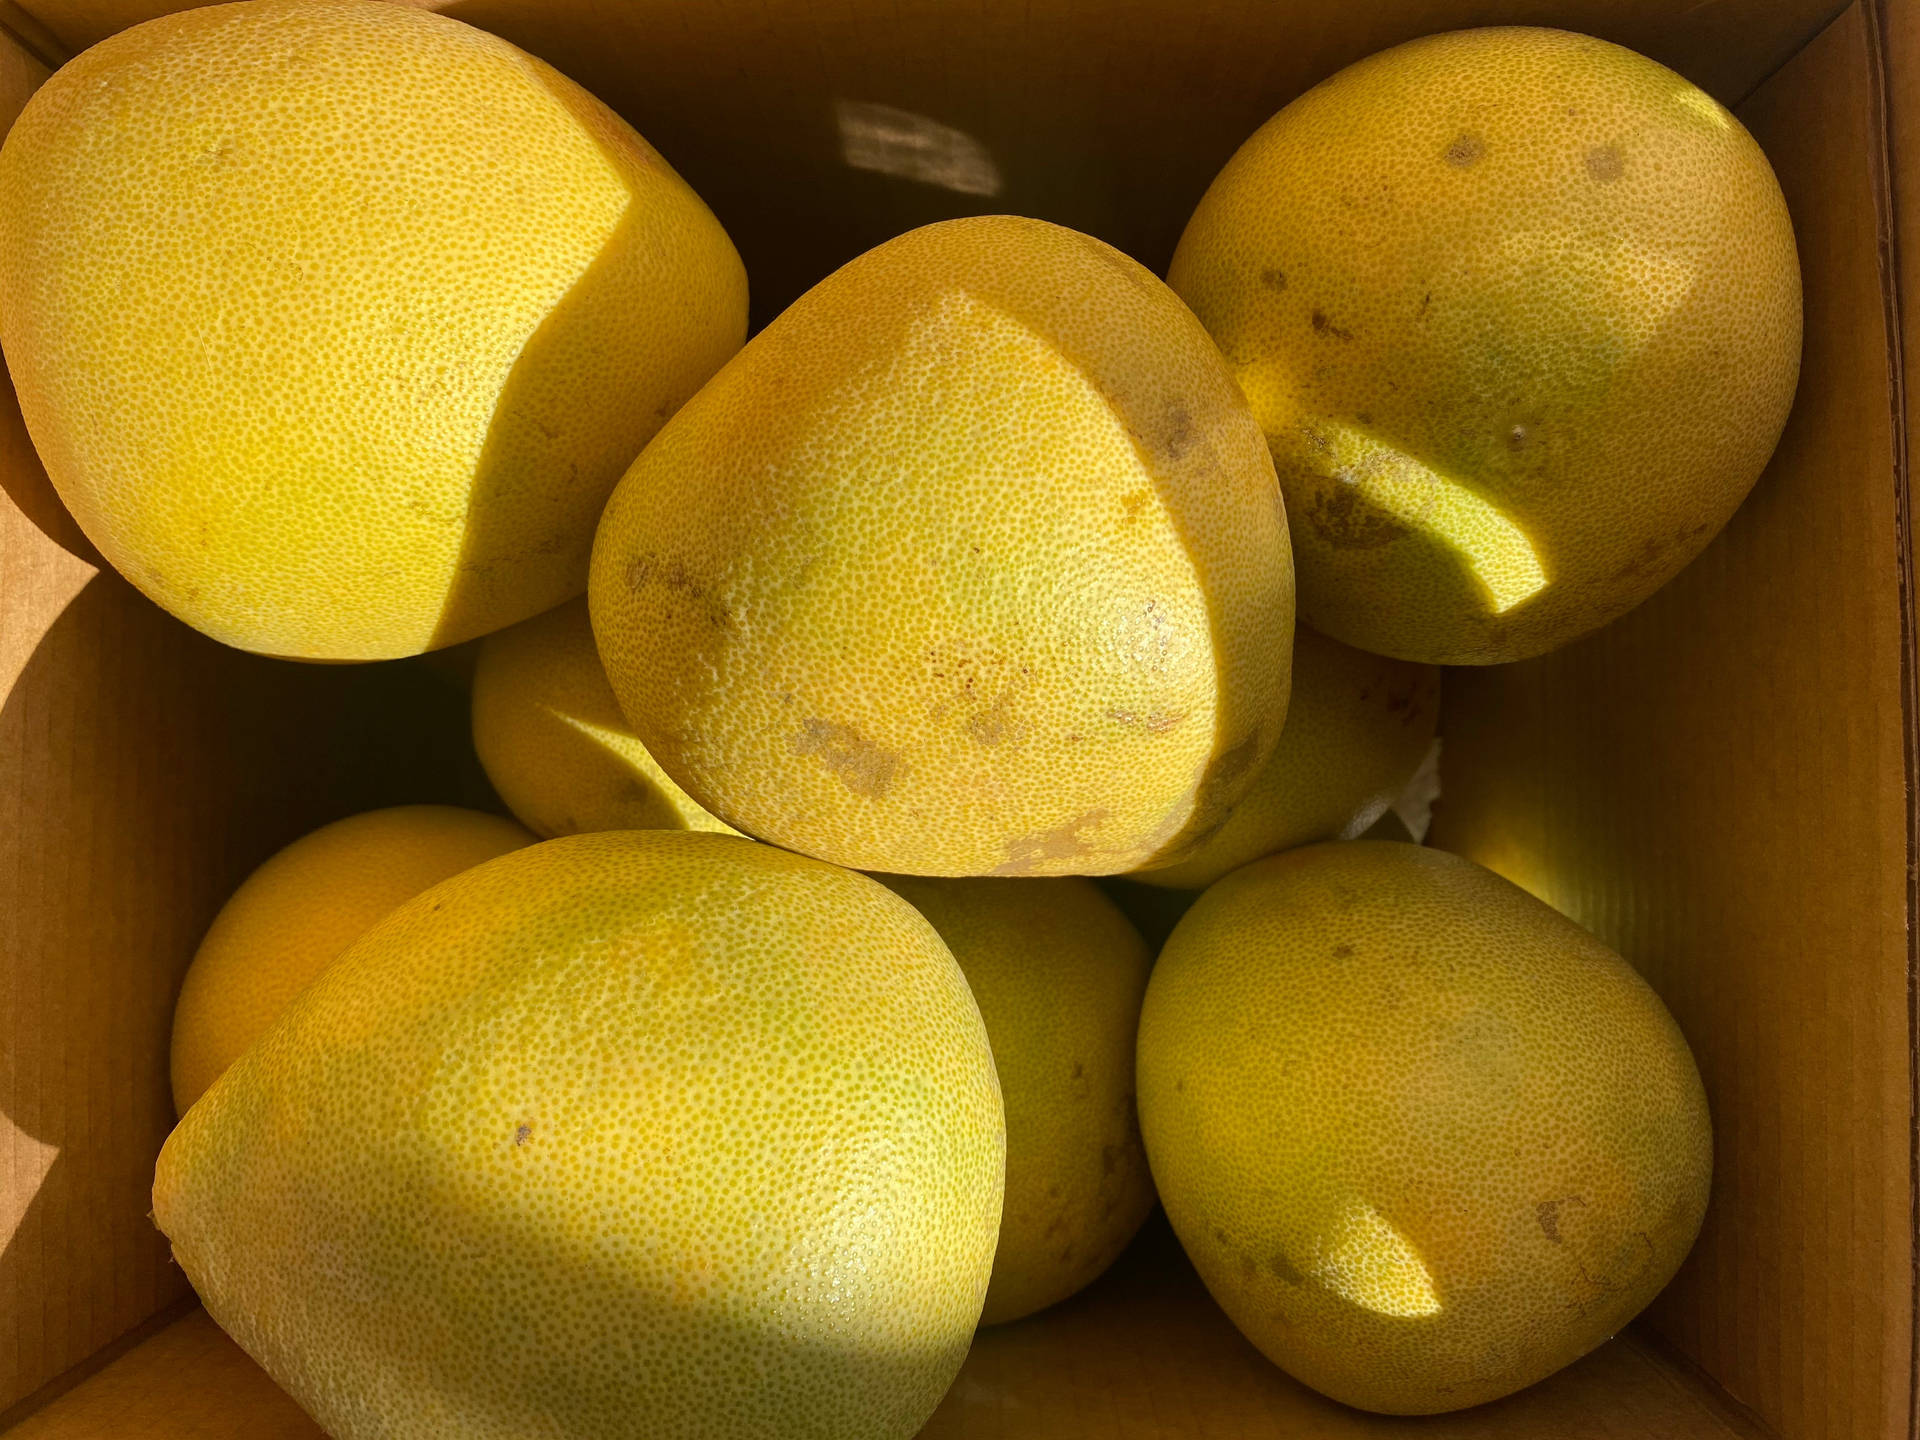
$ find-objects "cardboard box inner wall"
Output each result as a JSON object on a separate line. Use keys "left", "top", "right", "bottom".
{"left": 0, "top": 0, "right": 1910, "bottom": 1436}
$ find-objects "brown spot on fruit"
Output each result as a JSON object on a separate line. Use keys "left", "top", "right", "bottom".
{"left": 994, "top": 810, "right": 1108, "bottom": 874}
{"left": 513, "top": 1123, "right": 533, "bottom": 1146}
{"left": 965, "top": 688, "right": 1022, "bottom": 749}
{"left": 791, "top": 718, "right": 900, "bottom": 798}
{"left": 1310, "top": 308, "right": 1355, "bottom": 341}
{"left": 1208, "top": 734, "right": 1259, "bottom": 787}
{"left": 1610, "top": 534, "right": 1670, "bottom": 583}
{"left": 1267, "top": 1251, "right": 1305, "bottom": 1285}
{"left": 1444, "top": 133, "right": 1485, "bottom": 166}
{"left": 1332, "top": 943, "right": 1354, "bottom": 958}
{"left": 623, "top": 551, "right": 734, "bottom": 630}
{"left": 1586, "top": 143, "right": 1624, "bottom": 181}
{"left": 1306, "top": 484, "right": 1407, "bottom": 550}
{"left": 1537, "top": 1195, "right": 1586, "bottom": 1244}
{"left": 1260, "top": 266, "right": 1288, "bottom": 291}
{"left": 1164, "top": 405, "right": 1195, "bottom": 459}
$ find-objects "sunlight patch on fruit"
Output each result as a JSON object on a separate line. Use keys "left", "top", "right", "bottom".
{"left": 1317, "top": 421, "right": 1548, "bottom": 615}
{"left": 1492, "top": 229, "right": 1698, "bottom": 347}
{"left": 1308, "top": 1199, "right": 1441, "bottom": 1319}
{"left": 1669, "top": 85, "right": 1734, "bottom": 133}
{"left": 548, "top": 705, "right": 644, "bottom": 753}
{"left": 835, "top": 100, "right": 1003, "bottom": 197}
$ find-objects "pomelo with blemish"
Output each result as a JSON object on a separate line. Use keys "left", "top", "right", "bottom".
{"left": 155, "top": 831, "right": 1004, "bottom": 1440}
{"left": 1137, "top": 840, "right": 1711, "bottom": 1412}
{"left": 590, "top": 215, "right": 1293, "bottom": 877}
{"left": 1169, "top": 26, "right": 1800, "bottom": 664}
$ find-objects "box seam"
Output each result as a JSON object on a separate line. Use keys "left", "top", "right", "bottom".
{"left": 0, "top": 1295, "right": 198, "bottom": 1432}
{"left": 0, "top": 0, "right": 64, "bottom": 70}
{"left": 1862, "top": 2, "right": 1920, "bottom": 1437}
{"left": 1729, "top": 1, "right": 1852, "bottom": 106}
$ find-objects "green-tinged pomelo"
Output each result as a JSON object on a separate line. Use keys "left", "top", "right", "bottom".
{"left": 155, "top": 832, "right": 1005, "bottom": 1440}
{"left": 590, "top": 215, "right": 1293, "bottom": 877}
{"left": 0, "top": 0, "right": 745, "bottom": 658}
{"left": 1137, "top": 841, "right": 1711, "bottom": 1413}
{"left": 880, "top": 875, "right": 1155, "bottom": 1324}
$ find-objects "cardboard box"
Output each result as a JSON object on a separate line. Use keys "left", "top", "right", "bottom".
{"left": 0, "top": 0, "right": 1906, "bottom": 1434}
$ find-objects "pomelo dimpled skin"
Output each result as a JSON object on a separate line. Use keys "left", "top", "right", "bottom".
{"left": 170, "top": 804, "right": 535, "bottom": 1115}
{"left": 1136, "top": 841, "right": 1711, "bottom": 1413}
{"left": 471, "top": 597, "right": 739, "bottom": 838}
{"left": 154, "top": 831, "right": 1004, "bottom": 1440}
{"left": 878, "top": 875, "right": 1156, "bottom": 1324}
{"left": 1169, "top": 27, "right": 1800, "bottom": 664}
{"left": 0, "top": 0, "right": 746, "bottom": 659}
{"left": 590, "top": 215, "right": 1294, "bottom": 877}
{"left": 1132, "top": 626, "right": 1438, "bottom": 890}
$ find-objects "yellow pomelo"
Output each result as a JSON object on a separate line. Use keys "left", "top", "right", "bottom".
{"left": 880, "top": 876, "right": 1155, "bottom": 1324}
{"left": 589, "top": 215, "right": 1293, "bottom": 877}
{"left": 1169, "top": 27, "right": 1800, "bottom": 664}
{"left": 0, "top": 0, "right": 746, "bottom": 659}
{"left": 472, "top": 598, "right": 738, "bottom": 838}
{"left": 1134, "top": 626, "right": 1438, "bottom": 889}
{"left": 1136, "top": 841, "right": 1710, "bottom": 1413}
{"left": 170, "top": 804, "right": 533, "bottom": 1114}
{"left": 154, "top": 831, "right": 1004, "bottom": 1440}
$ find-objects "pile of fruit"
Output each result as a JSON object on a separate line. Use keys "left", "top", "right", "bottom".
{"left": 0, "top": 0, "right": 1801, "bottom": 1433}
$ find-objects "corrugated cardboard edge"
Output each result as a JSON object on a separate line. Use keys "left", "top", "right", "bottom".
{"left": 1868, "top": 0, "right": 1920, "bottom": 1430}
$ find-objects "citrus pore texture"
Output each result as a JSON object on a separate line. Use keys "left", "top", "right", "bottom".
{"left": 0, "top": 0, "right": 746, "bottom": 659}
{"left": 879, "top": 876, "right": 1155, "bottom": 1325}
{"left": 472, "top": 598, "right": 737, "bottom": 838}
{"left": 1136, "top": 841, "right": 1711, "bottom": 1413}
{"left": 153, "top": 832, "right": 1005, "bottom": 1440}
{"left": 589, "top": 215, "right": 1294, "bottom": 877}
{"left": 1134, "top": 626, "right": 1438, "bottom": 889}
{"left": 1169, "top": 27, "right": 1800, "bottom": 664}
{"left": 170, "top": 804, "right": 533, "bottom": 1114}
